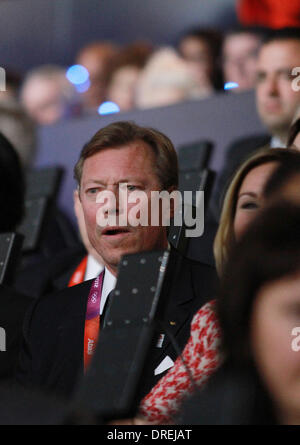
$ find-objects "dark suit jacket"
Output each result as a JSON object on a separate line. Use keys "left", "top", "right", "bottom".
{"left": 0, "top": 286, "right": 34, "bottom": 382}
{"left": 16, "top": 249, "right": 217, "bottom": 403}
{"left": 210, "top": 134, "right": 271, "bottom": 221}
{"left": 13, "top": 244, "right": 86, "bottom": 299}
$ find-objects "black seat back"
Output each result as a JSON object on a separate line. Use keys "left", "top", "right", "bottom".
{"left": 0, "top": 233, "right": 23, "bottom": 285}
{"left": 177, "top": 140, "right": 213, "bottom": 171}
{"left": 17, "top": 167, "right": 63, "bottom": 252}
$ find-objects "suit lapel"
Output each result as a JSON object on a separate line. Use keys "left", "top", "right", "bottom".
{"left": 152, "top": 254, "right": 196, "bottom": 366}
{"left": 57, "top": 279, "right": 94, "bottom": 378}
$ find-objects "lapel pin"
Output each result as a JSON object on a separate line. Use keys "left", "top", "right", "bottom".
{"left": 169, "top": 321, "right": 176, "bottom": 326}
{"left": 156, "top": 334, "right": 165, "bottom": 348}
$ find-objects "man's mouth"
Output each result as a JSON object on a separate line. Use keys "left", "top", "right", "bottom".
{"left": 263, "top": 101, "right": 282, "bottom": 113}
{"left": 101, "top": 227, "right": 131, "bottom": 237}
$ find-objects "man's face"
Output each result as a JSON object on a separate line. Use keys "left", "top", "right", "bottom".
{"left": 256, "top": 40, "right": 300, "bottom": 137}
{"left": 223, "top": 33, "right": 261, "bottom": 91}
{"left": 79, "top": 141, "right": 169, "bottom": 275}
{"left": 22, "top": 78, "right": 65, "bottom": 125}
{"left": 76, "top": 47, "right": 114, "bottom": 109}
{"left": 179, "top": 37, "right": 214, "bottom": 88}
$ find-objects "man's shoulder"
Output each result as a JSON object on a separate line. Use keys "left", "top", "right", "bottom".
{"left": 175, "top": 247, "right": 216, "bottom": 273}
{"left": 0, "top": 285, "right": 34, "bottom": 329}
{"left": 27, "top": 280, "right": 93, "bottom": 327}
{"left": 188, "top": 256, "right": 217, "bottom": 287}
{"left": 226, "top": 133, "right": 271, "bottom": 158}
{"left": 14, "top": 244, "right": 86, "bottom": 298}
{"left": 0, "top": 285, "right": 33, "bottom": 307}
{"left": 171, "top": 248, "right": 218, "bottom": 294}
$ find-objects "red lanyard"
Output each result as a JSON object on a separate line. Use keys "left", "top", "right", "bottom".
{"left": 83, "top": 271, "right": 104, "bottom": 371}
{"left": 68, "top": 256, "right": 88, "bottom": 287}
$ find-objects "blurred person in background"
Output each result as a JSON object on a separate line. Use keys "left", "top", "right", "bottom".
{"left": 255, "top": 28, "right": 300, "bottom": 147}
{"left": 0, "top": 69, "right": 22, "bottom": 105}
{"left": 135, "top": 47, "right": 206, "bottom": 109}
{"left": 222, "top": 26, "right": 265, "bottom": 92}
{"left": 179, "top": 202, "right": 300, "bottom": 425}
{"left": 106, "top": 42, "right": 153, "bottom": 112}
{"left": 75, "top": 41, "right": 118, "bottom": 112}
{"left": 211, "top": 27, "right": 300, "bottom": 220}
{"left": 0, "top": 100, "right": 36, "bottom": 168}
{"left": 0, "top": 132, "right": 33, "bottom": 383}
{"left": 20, "top": 65, "right": 81, "bottom": 126}
{"left": 178, "top": 27, "right": 224, "bottom": 93}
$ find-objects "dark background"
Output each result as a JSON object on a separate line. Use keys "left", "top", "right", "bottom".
{"left": 1, "top": 0, "right": 237, "bottom": 74}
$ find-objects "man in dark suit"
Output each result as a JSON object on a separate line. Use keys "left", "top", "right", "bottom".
{"left": 0, "top": 286, "right": 33, "bottom": 383}
{"left": 0, "top": 133, "right": 35, "bottom": 382}
{"left": 211, "top": 27, "right": 300, "bottom": 219}
{"left": 16, "top": 121, "right": 217, "bottom": 401}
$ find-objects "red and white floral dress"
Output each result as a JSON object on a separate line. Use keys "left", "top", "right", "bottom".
{"left": 138, "top": 300, "right": 221, "bottom": 424}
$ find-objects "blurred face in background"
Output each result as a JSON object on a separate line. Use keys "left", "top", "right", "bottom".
{"left": 223, "top": 33, "right": 261, "bottom": 91}
{"left": 76, "top": 44, "right": 117, "bottom": 110}
{"left": 251, "top": 271, "right": 300, "bottom": 425}
{"left": 179, "top": 36, "right": 214, "bottom": 91}
{"left": 234, "top": 162, "right": 279, "bottom": 240}
{"left": 107, "top": 65, "right": 141, "bottom": 111}
{"left": 256, "top": 40, "right": 300, "bottom": 140}
{"left": 21, "top": 77, "right": 65, "bottom": 125}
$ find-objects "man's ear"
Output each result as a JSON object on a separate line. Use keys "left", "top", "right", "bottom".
{"left": 73, "top": 189, "right": 81, "bottom": 219}
{"left": 167, "top": 186, "right": 179, "bottom": 220}
{"left": 74, "top": 187, "right": 81, "bottom": 202}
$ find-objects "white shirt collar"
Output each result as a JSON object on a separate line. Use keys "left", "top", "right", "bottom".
{"left": 100, "top": 267, "right": 117, "bottom": 314}
{"left": 84, "top": 254, "right": 104, "bottom": 281}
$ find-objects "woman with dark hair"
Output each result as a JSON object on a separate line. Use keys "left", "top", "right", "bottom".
{"left": 263, "top": 153, "right": 300, "bottom": 205}
{"left": 179, "top": 202, "right": 300, "bottom": 425}
{"left": 0, "top": 132, "right": 25, "bottom": 232}
{"left": 0, "top": 133, "right": 32, "bottom": 383}
{"left": 177, "top": 27, "right": 224, "bottom": 92}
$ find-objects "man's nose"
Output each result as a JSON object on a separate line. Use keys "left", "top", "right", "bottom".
{"left": 265, "top": 76, "right": 279, "bottom": 96}
{"left": 104, "top": 189, "right": 120, "bottom": 215}
{"left": 103, "top": 185, "right": 128, "bottom": 217}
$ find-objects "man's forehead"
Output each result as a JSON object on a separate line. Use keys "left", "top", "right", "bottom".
{"left": 85, "top": 141, "right": 154, "bottom": 164}
{"left": 225, "top": 33, "right": 259, "bottom": 48}
{"left": 259, "top": 40, "right": 300, "bottom": 63}
{"left": 81, "top": 141, "right": 158, "bottom": 182}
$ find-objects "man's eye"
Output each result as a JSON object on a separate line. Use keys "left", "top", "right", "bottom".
{"left": 87, "top": 188, "right": 99, "bottom": 195}
{"left": 255, "top": 72, "right": 266, "bottom": 84}
{"left": 127, "top": 185, "right": 138, "bottom": 191}
{"left": 284, "top": 303, "right": 300, "bottom": 319}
